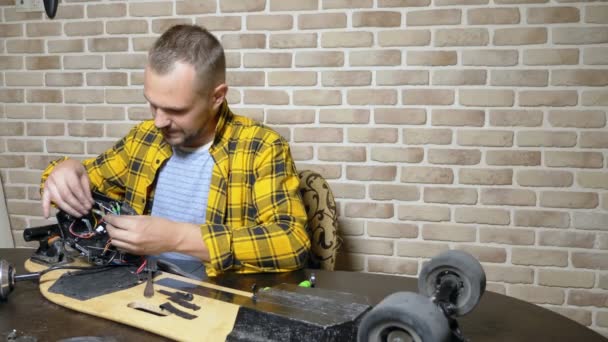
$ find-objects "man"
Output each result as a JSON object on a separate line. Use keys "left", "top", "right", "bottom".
{"left": 40, "top": 25, "right": 310, "bottom": 277}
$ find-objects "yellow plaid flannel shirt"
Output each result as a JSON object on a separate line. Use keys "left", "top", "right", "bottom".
{"left": 41, "top": 102, "right": 310, "bottom": 276}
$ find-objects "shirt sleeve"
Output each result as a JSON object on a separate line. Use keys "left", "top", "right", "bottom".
{"left": 200, "top": 137, "right": 310, "bottom": 276}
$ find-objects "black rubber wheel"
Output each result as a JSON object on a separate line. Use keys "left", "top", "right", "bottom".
{"left": 357, "top": 292, "right": 451, "bottom": 342}
{"left": 418, "top": 250, "right": 486, "bottom": 317}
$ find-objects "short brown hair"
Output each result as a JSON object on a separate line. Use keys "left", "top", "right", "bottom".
{"left": 148, "top": 25, "right": 226, "bottom": 94}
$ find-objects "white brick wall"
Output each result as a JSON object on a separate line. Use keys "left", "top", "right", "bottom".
{"left": 0, "top": 0, "right": 607, "bottom": 335}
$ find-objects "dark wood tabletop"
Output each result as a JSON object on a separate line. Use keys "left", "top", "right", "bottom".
{"left": 0, "top": 248, "right": 605, "bottom": 342}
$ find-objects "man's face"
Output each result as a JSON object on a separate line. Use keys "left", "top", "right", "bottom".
{"left": 144, "top": 62, "right": 220, "bottom": 148}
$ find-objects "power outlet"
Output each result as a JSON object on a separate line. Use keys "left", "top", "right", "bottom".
{"left": 15, "top": 0, "right": 44, "bottom": 12}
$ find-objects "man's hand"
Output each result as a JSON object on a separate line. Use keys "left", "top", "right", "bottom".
{"left": 104, "top": 215, "right": 210, "bottom": 261}
{"left": 42, "top": 159, "right": 94, "bottom": 218}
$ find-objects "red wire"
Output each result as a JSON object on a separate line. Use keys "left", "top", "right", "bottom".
{"left": 68, "top": 220, "right": 95, "bottom": 239}
{"left": 136, "top": 259, "right": 147, "bottom": 274}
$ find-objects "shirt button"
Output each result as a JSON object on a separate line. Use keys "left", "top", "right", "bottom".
{"left": 156, "top": 159, "right": 160, "bottom": 164}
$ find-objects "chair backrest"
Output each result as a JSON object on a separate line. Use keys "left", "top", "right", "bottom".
{"left": 298, "top": 170, "right": 341, "bottom": 271}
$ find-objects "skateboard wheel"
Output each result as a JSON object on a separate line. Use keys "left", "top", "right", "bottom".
{"left": 418, "top": 250, "right": 486, "bottom": 317}
{"left": 357, "top": 292, "right": 450, "bottom": 342}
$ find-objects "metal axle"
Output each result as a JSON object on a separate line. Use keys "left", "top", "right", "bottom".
{"left": 0, "top": 259, "right": 40, "bottom": 301}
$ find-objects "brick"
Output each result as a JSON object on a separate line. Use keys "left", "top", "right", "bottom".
{"left": 270, "top": 0, "right": 317, "bottom": 11}
{"left": 65, "top": 89, "right": 104, "bottom": 104}
{"left": 322, "top": 71, "right": 371, "bottom": 86}
{"left": 578, "top": 172, "right": 608, "bottom": 189}
{"left": 408, "top": 51, "right": 457, "bottom": 66}
{"left": 335, "top": 218, "right": 364, "bottom": 235}
{"left": 322, "top": 32, "right": 373, "bottom": 48}
{"left": 0, "top": 122, "right": 24, "bottom": 136}
{"left": 348, "top": 89, "right": 397, "bottom": 105}
{"left": 0, "top": 156, "right": 25, "bottom": 168}
{"left": 423, "top": 224, "right": 476, "bottom": 242}
{"left": 549, "top": 110, "right": 606, "bottom": 128}
{"left": 459, "top": 168, "right": 512, "bottom": 185}
{"left": 517, "top": 131, "right": 577, "bottom": 147}
{"left": 490, "top": 110, "right": 543, "bottom": 127}
{"left": 344, "top": 203, "right": 394, "bottom": 219}
{"left": 484, "top": 265, "right": 533, "bottom": 284}
{"left": 327, "top": 182, "right": 363, "bottom": 199}
{"left": 54, "top": 4, "right": 84, "bottom": 19}
{"left": 404, "top": 89, "right": 454, "bottom": 105}
{"left": 456, "top": 245, "right": 506, "bottom": 263}
{"left": 368, "top": 257, "right": 417, "bottom": 275}
{"left": 26, "top": 56, "right": 60, "bottom": 70}
{"left": 460, "top": 89, "right": 514, "bottom": 107}
{"left": 46, "top": 105, "right": 84, "bottom": 120}
{"left": 46, "top": 139, "right": 85, "bottom": 154}
{"left": 378, "top": 70, "right": 429, "bottom": 86}
{"left": 378, "top": 30, "right": 430, "bottom": 47}
{"left": 553, "top": 27, "right": 608, "bottom": 45}
{"left": 226, "top": 71, "right": 264, "bottom": 87}
{"left": 481, "top": 188, "right": 536, "bottom": 206}
{"left": 573, "top": 252, "right": 608, "bottom": 270}
{"left": 222, "top": 34, "right": 266, "bottom": 49}
{"left": 428, "top": 149, "right": 481, "bottom": 165}
{"left": 26, "top": 23, "right": 61, "bottom": 37}
{"left": 105, "top": 123, "right": 134, "bottom": 138}
{"left": 196, "top": 16, "right": 241, "bottom": 31}
{"left": 515, "top": 210, "right": 569, "bottom": 228}
{"left": 5, "top": 72, "right": 43, "bottom": 86}
{"left": 407, "top": 9, "right": 461, "bottom": 26}
{"left": 106, "top": 20, "right": 148, "bottom": 34}
{"left": 0, "top": 56, "right": 24, "bottom": 69}
{"left": 298, "top": 13, "right": 345, "bottom": 29}
{"left": 244, "top": 52, "right": 291, "bottom": 68}
{"left": 64, "top": 56, "right": 103, "bottom": 70}
{"left": 320, "top": 109, "right": 369, "bottom": 124}
{"left": 5, "top": 105, "right": 42, "bottom": 120}
{"left": 294, "top": 90, "right": 341, "bottom": 106}
{"left": 220, "top": 0, "right": 265, "bottom": 12}
{"left": 397, "top": 241, "right": 449, "bottom": 258}
{"left": 129, "top": 2, "right": 172, "bottom": 16}
{"left": 580, "top": 131, "right": 608, "bottom": 148}
{"left": 106, "top": 54, "right": 147, "bottom": 69}
{"left": 468, "top": 8, "right": 520, "bottom": 24}
{"left": 85, "top": 106, "right": 125, "bottom": 121}
{"left": 86, "top": 140, "right": 116, "bottom": 155}
{"left": 368, "top": 222, "right": 418, "bottom": 239}
{"left": 266, "top": 109, "right": 314, "bottom": 125}
{"left": 323, "top": 0, "right": 373, "bottom": 8}
{"left": 539, "top": 231, "right": 594, "bottom": 248}
{"left": 509, "top": 285, "right": 565, "bottom": 305}
{"left": 353, "top": 11, "right": 401, "bottom": 27}
{"left": 26, "top": 155, "right": 66, "bottom": 170}
{"left": 26, "top": 89, "right": 62, "bottom": 103}
{"left": 6, "top": 39, "right": 44, "bottom": 53}
{"left": 584, "top": 47, "right": 608, "bottom": 65}
{"left": 64, "top": 21, "right": 103, "bottom": 36}
{"left": 88, "top": 3, "right": 126, "bottom": 17}
{"left": 398, "top": 205, "right": 450, "bottom": 222}
{"left": 0, "top": 89, "right": 24, "bottom": 103}
{"left": 573, "top": 213, "right": 608, "bottom": 230}
{"left": 176, "top": 0, "right": 215, "bottom": 14}
{"left": 569, "top": 290, "right": 608, "bottom": 308}
{"left": 294, "top": 51, "right": 344, "bottom": 67}
{"left": 370, "top": 184, "right": 420, "bottom": 201}
{"left": 517, "top": 170, "right": 573, "bottom": 187}
{"left": 586, "top": 5, "right": 608, "bottom": 24}
{"left": 601, "top": 275, "right": 608, "bottom": 290}
{"left": 346, "top": 165, "right": 405, "bottom": 182}
{"left": 334, "top": 253, "right": 365, "bottom": 272}
{"left": 487, "top": 150, "right": 540, "bottom": 166}
{"left": 318, "top": 146, "right": 366, "bottom": 162}
{"left": 151, "top": 19, "right": 194, "bottom": 34}
{"left": 479, "top": 227, "right": 534, "bottom": 245}
{"left": 375, "top": 108, "right": 425, "bottom": 125}
{"left": 350, "top": 50, "right": 401, "bottom": 66}
{"left": 3, "top": 8, "right": 42, "bottom": 21}
{"left": 491, "top": 70, "right": 548, "bottom": 87}
{"left": 457, "top": 130, "right": 513, "bottom": 147}
{"left": 6, "top": 139, "right": 43, "bottom": 153}
{"left": 455, "top": 207, "right": 510, "bottom": 225}
{"left": 401, "top": 166, "right": 453, "bottom": 184}
{"left": 513, "top": 248, "right": 568, "bottom": 267}
{"left": 432, "top": 70, "right": 485, "bottom": 85}
{"left": 267, "top": 71, "right": 316, "bottom": 86}
{"left": 0, "top": 24, "right": 22, "bottom": 37}
{"left": 540, "top": 191, "right": 598, "bottom": 209}
{"left": 545, "top": 151, "right": 603, "bottom": 169}
{"left": 462, "top": 49, "right": 518, "bottom": 66}
{"left": 424, "top": 187, "right": 477, "bottom": 205}
{"left": 87, "top": 72, "right": 128, "bottom": 87}
{"left": 582, "top": 90, "right": 608, "bottom": 106}
{"left": 44, "top": 72, "right": 82, "bottom": 87}
{"left": 524, "top": 48, "right": 579, "bottom": 65}
{"left": 296, "top": 164, "right": 342, "bottom": 180}
{"left": 371, "top": 147, "right": 424, "bottom": 163}
{"left": 435, "top": 28, "right": 489, "bottom": 47}
{"left": 4, "top": 186, "right": 26, "bottom": 200}
{"left": 7, "top": 201, "right": 43, "bottom": 217}
{"left": 106, "top": 89, "right": 146, "bottom": 104}
{"left": 243, "top": 90, "right": 288, "bottom": 105}
{"left": 294, "top": 128, "right": 342, "bottom": 143}
{"left": 494, "top": 28, "right": 547, "bottom": 45}
{"left": 553, "top": 69, "right": 608, "bottom": 87}
{"left": 68, "top": 123, "right": 103, "bottom": 137}
{"left": 244, "top": 15, "right": 289, "bottom": 30}
{"left": 348, "top": 128, "right": 398, "bottom": 143}
{"left": 528, "top": 6, "right": 580, "bottom": 24}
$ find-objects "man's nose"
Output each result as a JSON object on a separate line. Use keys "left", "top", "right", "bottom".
{"left": 153, "top": 109, "right": 170, "bottom": 128}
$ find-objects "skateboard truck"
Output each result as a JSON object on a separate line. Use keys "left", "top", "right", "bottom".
{"left": 0, "top": 259, "right": 41, "bottom": 301}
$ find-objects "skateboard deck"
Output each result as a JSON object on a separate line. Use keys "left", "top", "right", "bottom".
{"left": 25, "top": 259, "right": 250, "bottom": 341}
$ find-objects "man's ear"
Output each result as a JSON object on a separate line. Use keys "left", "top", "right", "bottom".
{"left": 211, "top": 83, "right": 228, "bottom": 110}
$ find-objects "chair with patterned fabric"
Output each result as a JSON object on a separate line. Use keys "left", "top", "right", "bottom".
{"left": 298, "top": 170, "right": 342, "bottom": 271}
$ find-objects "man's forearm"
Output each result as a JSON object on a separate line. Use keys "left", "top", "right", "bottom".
{"left": 173, "top": 222, "right": 211, "bottom": 262}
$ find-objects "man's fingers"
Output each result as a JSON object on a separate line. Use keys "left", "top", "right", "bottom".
{"left": 103, "top": 214, "right": 137, "bottom": 230}
{"left": 45, "top": 182, "right": 82, "bottom": 217}
{"left": 79, "top": 173, "right": 94, "bottom": 207}
{"left": 62, "top": 175, "right": 91, "bottom": 215}
{"left": 42, "top": 186, "right": 51, "bottom": 219}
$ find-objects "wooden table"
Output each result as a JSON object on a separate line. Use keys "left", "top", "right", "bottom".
{"left": 0, "top": 248, "right": 605, "bottom": 341}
